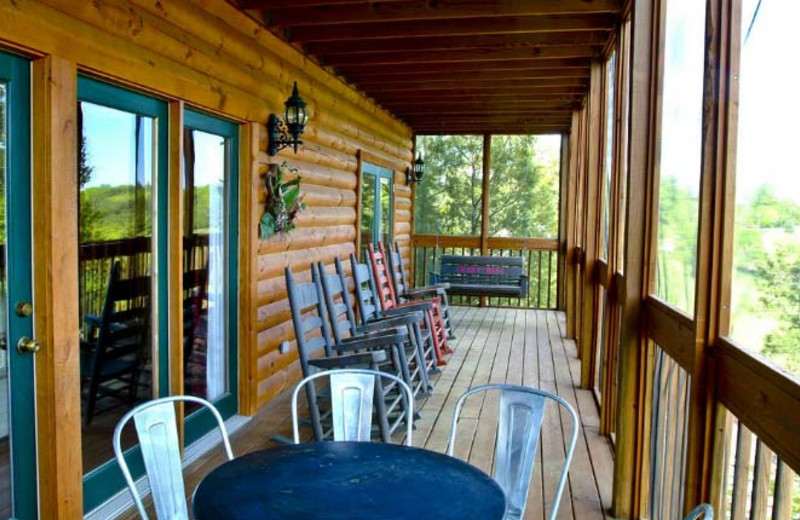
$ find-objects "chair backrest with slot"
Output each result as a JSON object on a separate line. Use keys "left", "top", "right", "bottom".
{"left": 385, "top": 242, "right": 408, "bottom": 298}
{"left": 291, "top": 368, "right": 413, "bottom": 446}
{"left": 113, "top": 395, "right": 233, "bottom": 520}
{"left": 447, "top": 384, "right": 579, "bottom": 520}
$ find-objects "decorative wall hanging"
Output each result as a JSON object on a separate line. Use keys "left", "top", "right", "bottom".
{"left": 260, "top": 161, "right": 305, "bottom": 240}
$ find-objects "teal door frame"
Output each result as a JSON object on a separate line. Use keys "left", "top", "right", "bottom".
{"left": 182, "top": 108, "right": 239, "bottom": 446}
{"left": 0, "top": 50, "right": 38, "bottom": 520}
{"left": 78, "top": 76, "right": 170, "bottom": 513}
{"left": 362, "top": 162, "right": 394, "bottom": 246}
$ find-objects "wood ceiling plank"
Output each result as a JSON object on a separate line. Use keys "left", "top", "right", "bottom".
{"left": 308, "top": 31, "right": 611, "bottom": 55}
{"left": 374, "top": 87, "right": 587, "bottom": 100}
{"left": 398, "top": 107, "right": 577, "bottom": 115}
{"left": 268, "top": 0, "right": 621, "bottom": 27}
{"left": 358, "top": 77, "right": 589, "bottom": 92}
{"left": 412, "top": 126, "right": 569, "bottom": 135}
{"left": 383, "top": 102, "right": 582, "bottom": 111}
{"left": 323, "top": 45, "right": 603, "bottom": 66}
{"left": 379, "top": 95, "right": 586, "bottom": 105}
{"left": 334, "top": 57, "right": 592, "bottom": 75}
{"left": 287, "top": 13, "right": 618, "bottom": 41}
{"left": 346, "top": 67, "right": 592, "bottom": 84}
{"left": 239, "top": 0, "right": 408, "bottom": 8}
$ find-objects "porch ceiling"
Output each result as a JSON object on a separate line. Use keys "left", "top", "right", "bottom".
{"left": 235, "top": 0, "right": 621, "bottom": 135}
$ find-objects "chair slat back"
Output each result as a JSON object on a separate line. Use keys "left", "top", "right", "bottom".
{"left": 330, "top": 372, "right": 376, "bottom": 442}
{"left": 386, "top": 243, "right": 406, "bottom": 296}
{"left": 367, "top": 243, "right": 397, "bottom": 311}
{"left": 447, "top": 384, "right": 578, "bottom": 520}
{"left": 393, "top": 241, "right": 412, "bottom": 292}
{"left": 292, "top": 369, "right": 414, "bottom": 446}
{"left": 317, "top": 260, "right": 359, "bottom": 344}
{"left": 285, "top": 265, "right": 335, "bottom": 376}
{"left": 133, "top": 402, "right": 188, "bottom": 520}
{"left": 350, "top": 253, "right": 381, "bottom": 324}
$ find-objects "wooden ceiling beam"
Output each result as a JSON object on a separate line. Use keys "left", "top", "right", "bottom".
{"left": 307, "top": 31, "right": 610, "bottom": 55}
{"left": 287, "top": 13, "right": 618, "bottom": 42}
{"left": 334, "top": 57, "right": 592, "bottom": 76}
{"left": 346, "top": 67, "right": 592, "bottom": 84}
{"left": 405, "top": 115, "right": 573, "bottom": 123}
{"left": 323, "top": 45, "right": 602, "bottom": 66}
{"left": 398, "top": 107, "right": 577, "bottom": 115}
{"left": 374, "top": 87, "right": 587, "bottom": 101}
{"left": 268, "top": 0, "right": 621, "bottom": 27}
{"left": 358, "top": 77, "right": 589, "bottom": 92}
{"left": 412, "top": 126, "right": 569, "bottom": 135}
{"left": 239, "top": 0, "right": 408, "bottom": 8}
{"left": 383, "top": 101, "right": 582, "bottom": 110}
{"left": 379, "top": 95, "right": 586, "bottom": 106}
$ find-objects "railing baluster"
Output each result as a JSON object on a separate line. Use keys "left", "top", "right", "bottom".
{"left": 772, "top": 459, "right": 795, "bottom": 520}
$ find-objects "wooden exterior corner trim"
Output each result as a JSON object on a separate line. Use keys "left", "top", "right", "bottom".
{"left": 32, "top": 55, "right": 84, "bottom": 520}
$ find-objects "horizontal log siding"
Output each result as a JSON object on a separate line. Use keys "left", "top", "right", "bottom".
{"left": 0, "top": 0, "right": 413, "bottom": 413}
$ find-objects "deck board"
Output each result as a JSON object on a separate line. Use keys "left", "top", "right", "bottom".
{"left": 119, "top": 307, "right": 614, "bottom": 520}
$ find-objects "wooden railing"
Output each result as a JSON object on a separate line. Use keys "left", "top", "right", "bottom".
{"left": 78, "top": 235, "right": 209, "bottom": 322}
{"left": 411, "top": 234, "right": 560, "bottom": 309}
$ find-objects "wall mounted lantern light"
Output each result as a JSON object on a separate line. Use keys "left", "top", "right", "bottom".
{"left": 267, "top": 81, "right": 309, "bottom": 156}
{"left": 405, "top": 154, "right": 425, "bottom": 184}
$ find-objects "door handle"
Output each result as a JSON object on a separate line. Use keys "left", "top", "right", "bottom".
{"left": 16, "top": 336, "right": 40, "bottom": 354}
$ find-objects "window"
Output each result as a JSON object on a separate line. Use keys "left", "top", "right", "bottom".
{"left": 414, "top": 135, "right": 483, "bottom": 236}
{"left": 601, "top": 52, "right": 617, "bottom": 260}
{"left": 182, "top": 109, "right": 239, "bottom": 440}
{"left": 729, "top": 0, "right": 800, "bottom": 377}
{"left": 359, "top": 162, "right": 393, "bottom": 256}
{"left": 653, "top": 0, "right": 706, "bottom": 314}
{"left": 488, "top": 135, "right": 560, "bottom": 238}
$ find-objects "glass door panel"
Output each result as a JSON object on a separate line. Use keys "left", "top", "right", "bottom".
{"left": 380, "top": 177, "right": 391, "bottom": 245}
{"left": 360, "top": 173, "right": 376, "bottom": 260}
{"left": 78, "top": 76, "right": 169, "bottom": 514}
{"left": 360, "top": 162, "right": 393, "bottom": 257}
{"left": 182, "top": 110, "right": 238, "bottom": 441}
{"left": 0, "top": 50, "right": 37, "bottom": 520}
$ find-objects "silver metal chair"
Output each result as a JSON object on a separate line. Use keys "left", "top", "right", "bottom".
{"left": 446, "top": 384, "right": 579, "bottom": 520}
{"left": 684, "top": 504, "right": 713, "bottom": 520}
{"left": 113, "top": 395, "right": 234, "bottom": 520}
{"left": 292, "top": 368, "right": 414, "bottom": 446}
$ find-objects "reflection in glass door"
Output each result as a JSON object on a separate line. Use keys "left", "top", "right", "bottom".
{"left": 0, "top": 50, "right": 38, "bottom": 520}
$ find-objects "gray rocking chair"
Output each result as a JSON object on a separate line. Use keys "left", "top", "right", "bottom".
{"left": 285, "top": 264, "right": 408, "bottom": 442}
{"left": 291, "top": 368, "right": 413, "bottom": 446}
{"left": 447, "top": 384, "right": 579, "bottom": 520}
{"left": 350, "top": 252, "right": 439, "bottom": 376}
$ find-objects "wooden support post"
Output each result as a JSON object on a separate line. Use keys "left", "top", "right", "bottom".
{"left": 613, "top": 0, "right": 657, "bottom": 516}
{"left": 239, "top": 122, "right": 259, "bottom": 416}
{"left": 557, "top": 133, "right": 570, "bottom": 311}
{"left": 579, "top": 61, "right": 604, "bottom": 388}
{"left": 32, "top": 55, "right": 83, "bottom": 520}
{"left": 479, "top": 134, "right": 491, "bottom": 307}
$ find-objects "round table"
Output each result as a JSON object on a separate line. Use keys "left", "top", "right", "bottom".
{"left": 192, "top": 441, "right": 507, "bottom": 520}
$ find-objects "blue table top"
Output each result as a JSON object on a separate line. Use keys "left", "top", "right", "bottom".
{"left": 193, "top": 441, "right": 507, "bottom": 520}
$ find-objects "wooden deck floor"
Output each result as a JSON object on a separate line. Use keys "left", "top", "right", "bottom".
{"left": 121, "top": 307, "right": 615, "bottom": 520}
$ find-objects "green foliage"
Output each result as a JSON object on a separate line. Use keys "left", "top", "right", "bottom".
{"left": 79, "top": 184, "right": 153, "bottom": 241}
{"left": 260, "top": 161, "right": 305, "bottom": 240}
{"left": 414, "top": 135, "right": 559, "bottom": 238}
{"left": 489, "top": 135, "right": 559, "bottom": 238}
{"left": 414, "top": 135, "right": 483, "bottom": 236}
{"left": 754, "top": 242, "right": 800, "bottom": 375}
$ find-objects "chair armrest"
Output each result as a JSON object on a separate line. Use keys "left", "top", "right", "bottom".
{"left": 334, "top": 332, "right": 406, "bottom": 353}
{"left": 341, "top": 328, "right": 408, "bottom": 344}
{"left": 359, "top": 313, "right": 422, "bottom": 334}
{"left": 84, "top": 314, "right": 102, "bottom": 328}
{"left": 384, "top": 302, "right": 433, "bottom": 315}
{"left": 402, "top": 286, "right": 442, "bottom": 298}
{"left": 308, "top": 351, "right": 386, "bottom": 369}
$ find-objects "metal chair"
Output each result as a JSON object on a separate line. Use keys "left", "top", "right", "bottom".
{"left": 684, "top": 504, "right": 713, "bottom": 520}
{"left": 446, "top": 384, "right": 579, "bottom": 520}
{"left": 292, "top": 368, "right": 414, "bottom": 446}
{"left": 113, "top": 395, "right": 233, "bottom": 520}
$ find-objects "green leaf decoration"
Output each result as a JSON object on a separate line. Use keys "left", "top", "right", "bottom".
{"left": 259, "top": 161, "right": 305, "bottom": 240}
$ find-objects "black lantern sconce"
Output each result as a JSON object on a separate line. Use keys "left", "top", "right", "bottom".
{"left": 405, "top": 154, "right": 425, "bottom": 184}
{"left": 267, "top": 81, "right": 309, "bottom": 156}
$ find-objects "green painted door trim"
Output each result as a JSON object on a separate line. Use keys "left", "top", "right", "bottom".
{"left": 362, "top": 162, "right": 394, "bottom": 245}
{"left": 0, "top": 50, "right": 38, "bottom": 520}
{"left": 182, "top": 108, "right": 239, "bottom": 446}
{"left": 77, "top": 76, "right": 171, "bottom": 514}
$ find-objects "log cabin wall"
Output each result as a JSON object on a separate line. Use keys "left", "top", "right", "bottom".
{"left": 0, "top": 1, "right": 412, "bottom": 516}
